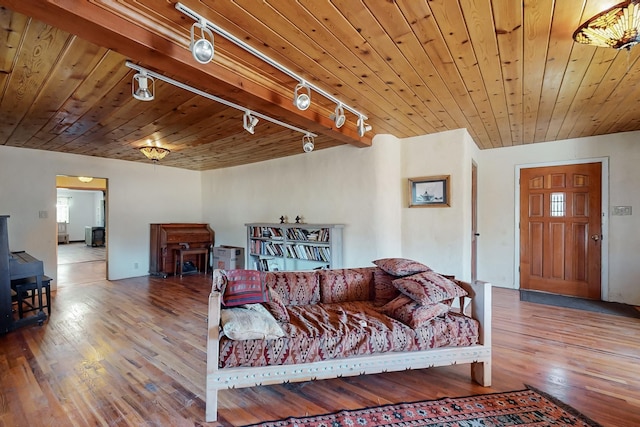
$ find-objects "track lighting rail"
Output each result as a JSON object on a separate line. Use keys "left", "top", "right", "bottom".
{"left": 175, "top": 2, "right": 369, "bottom": 125}
{"left": 126, "top": 61, "right": 317, "bottom": 141}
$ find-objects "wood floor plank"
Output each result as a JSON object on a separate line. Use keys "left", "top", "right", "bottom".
{"left": 1, "top": 271, "right": 639, "bottom": 426}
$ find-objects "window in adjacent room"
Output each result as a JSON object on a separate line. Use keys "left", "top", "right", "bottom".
{"left": 56, "top": 197, "right": 70, "bottom": 223}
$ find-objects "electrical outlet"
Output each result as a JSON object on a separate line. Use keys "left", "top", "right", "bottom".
{"left": 612, "top": 206, "right": 632, "bottom": 216}
{"left": 38, "top": 210, "right": 48, "bottom": 219}
{"left": 134, "top": 262, "right": 139, "bottom": 269}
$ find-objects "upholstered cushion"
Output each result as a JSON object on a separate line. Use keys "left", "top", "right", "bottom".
{"left": 222, "top": 270, "right": 270, "bottom": 307}
{"left": 372, "top": 268, "right": 401, "bottom": 306}
{"left": 319, "top": 268, "right": 374, "bottom": 303}
{"left": 373, "top": 258, "right": 431, "bottom": 276}
{"left": 263, "top": 288, "right": 290, "bottom": 323}
{"left": 392, "top": 270, "right": 467, "bottom": 305}
{"left": 381, "top": 295, "right": 450, "bottom": 329}
{"left": 265, "top": 271, "right": 321, "bottom": 306}
{"left": 220, "top": 304, "right": 285, "bottom": 340}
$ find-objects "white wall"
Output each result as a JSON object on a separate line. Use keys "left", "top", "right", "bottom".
{"left": 4, "top": 129, "right": 637, "bottom": 304}
{"left": 400, "top": 129, "right": 478, "bottom": 279}
{"left": 0, "top": 145, "right": 203, "bottom": 287}
{"left": 202, "top": 136, "right": 404, "bottom": 268}
{"left": 201, "top": 130, "right": 475, "bottom": 279}
{"left": 477, "top": 131, "right": 640, "bottom": 304}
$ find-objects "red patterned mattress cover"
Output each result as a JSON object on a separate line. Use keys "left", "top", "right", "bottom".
{"left": 218, "top": 301, "right": 479, "bottom": 369}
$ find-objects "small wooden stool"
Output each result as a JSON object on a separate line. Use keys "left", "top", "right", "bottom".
{"left": 12, "top": 275, "right": 52, "bottom": 318}
{"left": 174, "top": 247, "right": 209, "bottom": 277}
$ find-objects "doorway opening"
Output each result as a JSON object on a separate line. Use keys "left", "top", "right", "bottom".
{"left": 56, "top": 175, "right": 108, "bottom": 287}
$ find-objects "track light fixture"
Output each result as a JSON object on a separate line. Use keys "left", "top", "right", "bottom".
{"left": 243, "top": 111, "right": 259, "bottom": 134}
{"left": 330, "top": 104, "right": 346, "bottom": 128}
{"left": 126, "top": 61, "right": 317, "bottom": 153}
{"left": 190, "top": 19, "right": 215, "bottom": 64}
{"left": 357, "top": 115, "right": 372, "bottom": 137}
{"left": 132, "top": 71, "right": 155, "bottom": 101}
{"left": 174, "top": 2, "right": 372, "bottom": 135}
{"left": 302, "top": 134, "right": 315, "bottom": 153}
{"left": 293, "top": 82, "right": 311, "bottom": 110}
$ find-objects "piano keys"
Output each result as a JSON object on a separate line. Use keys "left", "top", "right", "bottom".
{"left": 149, "top": 223, "right": 215, "bottom": 277}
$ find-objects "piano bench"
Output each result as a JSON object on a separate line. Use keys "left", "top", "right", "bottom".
{"left": 174, "top": 247, "right": 209, "bottom": 277}
{"left": 12, "top": 275, "right": 52, "bottom": 319}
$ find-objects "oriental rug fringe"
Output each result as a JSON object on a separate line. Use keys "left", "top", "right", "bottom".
{"left": 244, "top": 385, "right": 603, "bottom": 427}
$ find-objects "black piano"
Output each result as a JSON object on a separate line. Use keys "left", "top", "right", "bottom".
{"left": 1, "top": 216, "right": 48, "bottom": 334}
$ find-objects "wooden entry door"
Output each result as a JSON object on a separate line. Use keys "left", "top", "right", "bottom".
{"left": 520, "top": 163, "right": 602, "bottom": 299}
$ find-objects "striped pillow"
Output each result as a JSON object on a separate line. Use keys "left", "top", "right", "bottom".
{"left": 222, "top": 270, "right": 270, "bottom": 307}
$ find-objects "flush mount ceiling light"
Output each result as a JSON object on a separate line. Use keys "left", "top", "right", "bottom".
{"left": 243, "top": 111, "right": 259, "bottom": 134}
{"left": 174, "top": 2, "right": 372, "bottom": 136}
{"left": 302, "top": 134, "right": 315, "bottom": 153}
{"left": 77, "top": 176, "right": 94, "bottom": 183}
{"left": 330, "top": 104, "right": 346, "bottom": 128}
{"left": 190, "top": 19, "right": 215, "bottom": 63}
{"left": 139, "top": 145, "right": 171, "bottom": 162}
{"left": 573, "top": 0, "right": 640, "bottom": 50}
{"left": 126, "top": 61, "right": 317, "bottom": 153}
{"left": 357, "top": 115, "right": 372, "bottom": 137}
{"left": 132, "top": 71, "right": 155, "bottom": 101}
{"left": 293, "top": 82, "right": 311, "bottom": 110}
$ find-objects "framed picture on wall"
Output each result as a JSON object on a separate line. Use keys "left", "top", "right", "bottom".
{"left": 408, "top": 175, "right": 450, "bottom": 207}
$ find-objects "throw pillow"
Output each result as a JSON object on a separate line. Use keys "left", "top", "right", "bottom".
{"left": 264, "top": 271, "right": 321, "bottom": 306}
{"left": 263, "top": 287, "right": 290, "bottom": 323}
{"left": 381, "top": 295, "right": 450, "bottom": 329}
{"left": 220, "top": 304, "right": 285, "bottom": 340}
{"left": 372, "top": 268, "right": 401, "bottom": 306}
{"left": 392, "top": 270, "right": 467, "bottom": 305}
{"left": 222, "top": 269, "right": 270, "bottom": 307}
{"left": 319, "top": 268, "right": 374, "bottom": 304}
{"left": 373, "top": 258, "right": 431, "bottom": 276}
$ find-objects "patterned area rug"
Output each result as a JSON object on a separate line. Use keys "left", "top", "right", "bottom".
{"left": 245, "top": 386, "right": 602, "bottom": 427}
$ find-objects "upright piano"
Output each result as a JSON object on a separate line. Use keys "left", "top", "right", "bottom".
{"left": 149, "top": 223, "right": 215, "bottom": 277}
{"left": 1, "top": 215, "right": 48, "bottom": 334}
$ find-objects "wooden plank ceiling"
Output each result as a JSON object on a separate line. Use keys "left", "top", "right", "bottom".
{"left": 0, "top": 0, "right": 638, "bottom": 171}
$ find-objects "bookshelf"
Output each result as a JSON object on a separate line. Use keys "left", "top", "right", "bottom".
{"left": 246, "top": 223, "right": 344, "bottom": 271}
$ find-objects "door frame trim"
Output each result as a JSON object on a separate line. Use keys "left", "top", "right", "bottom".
{"left": 514, "top": 157, "right": 609, "bottom": 300}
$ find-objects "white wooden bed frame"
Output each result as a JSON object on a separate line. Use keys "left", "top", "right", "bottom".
{"left": 205, "top": 280, "right": 492, "bottom": 422}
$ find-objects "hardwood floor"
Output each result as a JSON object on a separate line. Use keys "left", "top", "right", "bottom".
{"left": 1, "top": 274, "right": 639, "bottom": 426}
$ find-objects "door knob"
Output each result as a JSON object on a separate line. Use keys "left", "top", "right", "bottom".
{"left": 474, "top": 233, "right": 480, "bottom": 236}
{"left": 591, "top": 234, "right": 600, "bottom": 241}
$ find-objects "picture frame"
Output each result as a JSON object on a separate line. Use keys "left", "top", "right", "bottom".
{"left": 408, "top": 175, "right": 450, "bottom": 208}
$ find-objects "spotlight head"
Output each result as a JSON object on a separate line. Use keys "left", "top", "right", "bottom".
{"left": 330, "top": 104, "right": 346, "bottom": 128}
{"left": 302, "top": 134, "right": 314, "bottom": 153}
{"left": 132, "top": 72, "right": 155, "bottom": 101}
{"left": 357, "top": 115, "right": 372, "bottom": 137}
{"left": 294, "top": 82, "right": 311, "bottom": 110}
{"left": 243, "top": 111, "right": 259, "bottom": 134}
{"left": 190, "top": 21, "right": 215, "bottom": 64}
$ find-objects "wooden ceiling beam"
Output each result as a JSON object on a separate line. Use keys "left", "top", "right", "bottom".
{"left": 0, "top": 0, "right": 371, "bottom": 148}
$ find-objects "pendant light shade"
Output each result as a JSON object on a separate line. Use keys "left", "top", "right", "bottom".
{"left": 573, "top": 0, "right": 640, "bottom": 50}
{"left": 139, "top": 146, "right": 170, "bottom": 162}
